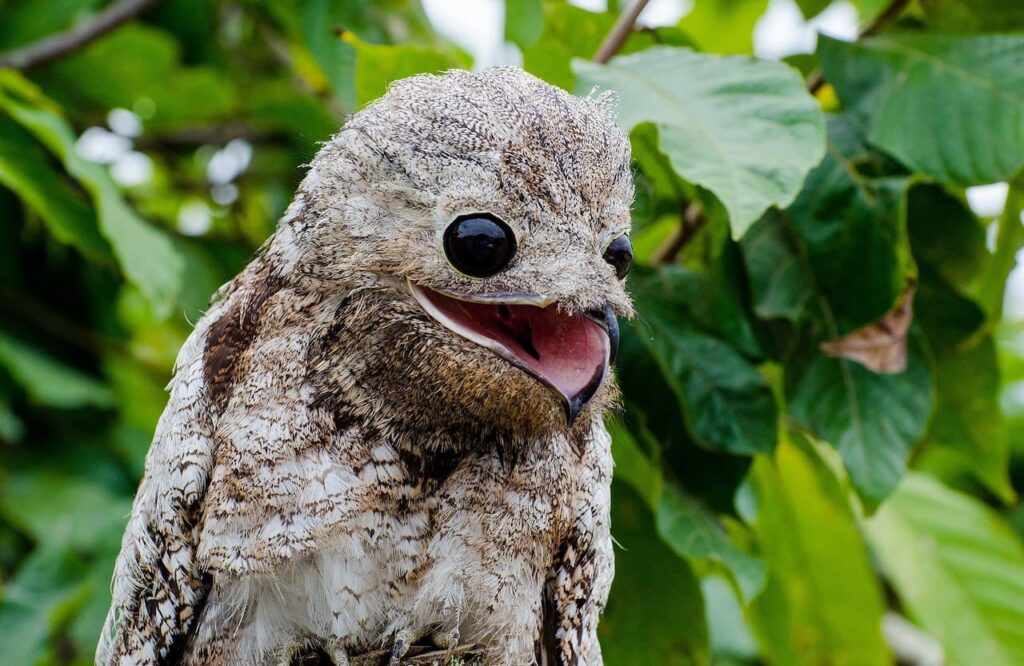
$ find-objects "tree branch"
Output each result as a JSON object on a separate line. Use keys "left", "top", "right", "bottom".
{"left": 593, "top": 0, "right": 652, "bottom": 64}
{"left": 0, "top": 0, "right": 159, "bottom": 71}
{"left": 650, "top": 202, "right": 706, "bottom": 266}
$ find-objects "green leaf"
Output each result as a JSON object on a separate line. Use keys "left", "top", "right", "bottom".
{"left": 0, "top": 548, "right": 91, "bottom": 666}
{"left": 574, "top": 47, "right": 825, "bottom": 237}
{"left": 505, "top": 0, "right": 543, "bottom": 48}
{"left": 740, "top": 211, "right": 813, "bottom": 324}
{"left": 702, "top": 575, "right": 759, "bottom": 661}
{"left": 0, "top": 71, "right": 184, "bottom": 317}
{"left": 920, "top": 0, "right": 1024, "bottom": 33}
{"left": 344, "top": 33, "right": 470, "bottom": 107}
{"left": 786, "top": 113, "right": 910, "bottom": 334}
{"left": 907, "top": 184, "right": 986, "bottom": 293}
{"left": 600, "top": 482, "right": 709, "bottom": 666}
{"left": 629, "top": 267, "right": 778, "bottom": 455}
{"left": 977, "top": 183, "right": 1024, "bottom": 320}
{"left": 923, "top": 336, "right": 1014, "bottom": 502}
{"left": 787, "top": 337, "right": 932, "bottom": 505}
{"left": 867, "top": 473, "right": 1024, "bottom": 666}
{"left": 0, "top": 399, "right": 25, "bottom": 444}
{"left": 793, "top": 0, "right": 832, "bottom": 19}
{"left": 679, "top": 0, "right": 770, "bottom": 54}
{"left": 522, "top": 4, "right": 618, "bottom": 91}
{"left": 0, "top": 471, "right": 130, "bottom": 551}
{"left": 0, "top": 0, "right": 102, "bottom": 50}
{"left": 820, "top": 34, "right": 1024, "bottom": 185}
{"left": 748, "top": 434, "right": 890, "bottom": 666}
{"left": 301, "top": 0, "right": 362, "bottom": 109}
{"left": 607, "top": 418, "right": 663, "bottom": 510}
{"left": 0, "top": 117, "right": 110, "bottom": 262}
{"left": 0, "top": 333, "right": 112, "bottom": 409}
{"left": 657, "top": 483, "right": 766, "bottom": 602}
{"left": 37, "top": 25, "right": 237, "bottom": 132}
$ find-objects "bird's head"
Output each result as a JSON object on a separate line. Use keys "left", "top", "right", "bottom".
{"left": 277, "top": 67, "right": 634, "bottom": 442}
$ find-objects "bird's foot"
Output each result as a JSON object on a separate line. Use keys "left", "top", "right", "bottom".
{"left": 431, "top": 628, "right": 460, "bottom": 660}
{"left": 388, "top": 629, "right": 414, "bottom": 666}
{"left": 329, "top": 644, "right": 349, "bottom": 666}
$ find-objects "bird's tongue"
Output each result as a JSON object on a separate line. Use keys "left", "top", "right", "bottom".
{"left": 411, "top": 285, "right": 609, "bottom": 408}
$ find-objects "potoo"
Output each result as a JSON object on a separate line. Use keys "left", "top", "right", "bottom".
{"left": 98, "top": 67, "right": 634, "bottom": 666}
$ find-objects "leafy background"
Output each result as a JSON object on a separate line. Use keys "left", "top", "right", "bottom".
{"left": 1, "top": 0, "right": 1023, "bottom": 664}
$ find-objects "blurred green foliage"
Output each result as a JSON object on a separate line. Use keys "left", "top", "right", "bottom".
{"left": 1, "top": 0, "right": 1024, "bottom": 664}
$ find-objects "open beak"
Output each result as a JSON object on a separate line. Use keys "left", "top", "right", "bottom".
{"left": 410, "top": 283, "right": 618, "bottom": 426}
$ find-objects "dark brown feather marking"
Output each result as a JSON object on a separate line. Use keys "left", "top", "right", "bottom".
{"left": 204, "top": 274, "right": 283, "bottom": 412}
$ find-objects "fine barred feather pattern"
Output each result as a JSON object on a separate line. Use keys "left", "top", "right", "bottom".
{"left": 99, "top": 67, "right": 632, "bottom": 666}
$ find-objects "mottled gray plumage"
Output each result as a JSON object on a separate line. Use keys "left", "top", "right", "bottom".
{"left": 98, "top": 67, "right": 633, "bottom": 666}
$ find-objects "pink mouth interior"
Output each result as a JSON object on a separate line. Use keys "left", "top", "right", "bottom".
{"left": 412, "top": 285, "right": 609, "bottom": 402}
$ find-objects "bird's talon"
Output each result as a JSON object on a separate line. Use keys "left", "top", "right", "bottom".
{"left": 442, "top": 629, "right": 459, "bottom": 659}
{"left": 388, "top": 630, "right": 414, "bottom": 666}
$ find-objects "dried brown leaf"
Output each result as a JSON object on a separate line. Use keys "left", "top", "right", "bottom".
{"left": 820, "top": 284, "right": 915, "bottom": 374}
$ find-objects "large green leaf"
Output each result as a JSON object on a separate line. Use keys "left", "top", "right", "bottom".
{"left": 629, "top": 267, "right": 778, "bottom": 455}
{"left": 0, "top": 117, "right": 109, "bottom": 262}
{"left": 0, "top": 71, "right": 184, "bottom": 317}
{"left": 344, "top": 34, "right": 470, "bottom": 107}
{"left": 868, "top": 473, "right": 1024, "bottom": 666}
{"left": 748, "top": 434, "right": 890, "bottom": 666}
{"left": 657, "top": 483, "right": 766, "bottom": 602}
{"left": 607, "top": 418, "right": 663, "bottom": 510}
{"left": 574, "top": 47, "right": 824, "bottom": 237}
{"left": 702, "top": 575, "right": 759, "bottom": 662}
{"left": 0, "top": 333, "right": 112, "bottom": 409}
{"left": 787, "top": 338, "right": 932, "bottom": 506}
{"left": 600, "top": 482, "right": 709, "bottom": 666}
{"left": 0, "top": 548, "right": 91, "bottom": 666}
{"left": 820, "top": 34, "right": 1024, "bottom": 185}
{"left": 906, "top": 185, "right": 986, "bottom": 293}
{"left": 740, "top": 211, "right": 812, "bottom": 324}
{"left": 786, "top": 113, "right": 910, "bottom": 334}
{"left": 0, "top": 471, "right": 130, "bottom": 551}
{"left": 609, "top": 418, "right": 765, "bottom": 601}
{"left": 906, "top": 185, "right": 1012, "bottom": 500}
{"left": 505, "top": 0, "right": 543, "bottom": 48}
{"left": 923, "top": 336, "right": 1014, "bottom": 502}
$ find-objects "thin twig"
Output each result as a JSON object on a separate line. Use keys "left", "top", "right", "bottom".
{"left": 650, "top": 202, "right": 706, "bottom": 266}
{"left": 805, "top": 0, "right": 910, "bottom": 94}
{"left": 591, "top": 0, "right": 703, "bottom": 266}
{"left": 859, "top": 0, "right": 912, "bottom": 38}
{"left": 0, "top": 0, "right": 159, "bottom": 70}
{"left": 135, "top": 122, "right": 281, "bottom": 149}
{"left": 593, "top": 0, "right": 652, "bottom": 64}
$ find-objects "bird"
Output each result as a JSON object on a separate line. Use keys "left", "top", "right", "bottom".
{"left": 97, "top": 66, "right": 635, "bottom": 666}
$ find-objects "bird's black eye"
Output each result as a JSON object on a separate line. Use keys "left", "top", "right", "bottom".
{"left": 603, "top": 235, "right": 633, "bottom": 279}
{"left": 443, "top": 214, "right": 517, "bottom": 278}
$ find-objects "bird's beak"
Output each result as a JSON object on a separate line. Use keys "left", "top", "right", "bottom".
{"left": 410, "top": 283, "right": 618, "bottom": 427}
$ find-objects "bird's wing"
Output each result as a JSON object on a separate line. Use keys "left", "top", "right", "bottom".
{"left": 96, "top": 300, "right": 226, "bottom": 666}
{"left": 542, "top": 428, "right": 615, "bottom": 666}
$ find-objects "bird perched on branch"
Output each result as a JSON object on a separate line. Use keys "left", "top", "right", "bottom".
{"left": 98, "top": 67, "right": 634, "bottom": 666}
